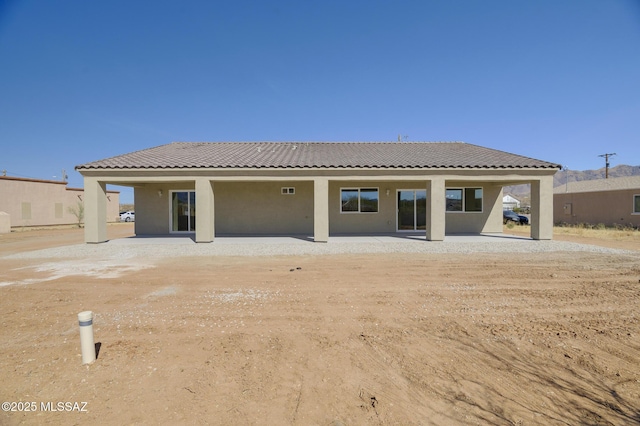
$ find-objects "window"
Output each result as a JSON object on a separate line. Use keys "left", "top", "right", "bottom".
{"left": 341, "top": 188, "right": 379, "bottom": 213}
{"left": 281, "top": 187, "right": 295, "bottom": 195}
{"left": 55, "top": 203, "right": 63, "bottom": 219}
{"left": 465, "top": 188, "right": 483, "bottom": 212}
{"left": 446, "top": 188, "right": 483, "bottom": 212}
{"left": 21, "top": 202, "right": 31, "bottom": 220}
{"left": 445, "top": 189, "right": 462, "bottom": 212}
{"left": 634, "top": 195, "right": 640, "bottom": 214}
{"left": 171, "top": 191, "right": 196, "bottom": 232}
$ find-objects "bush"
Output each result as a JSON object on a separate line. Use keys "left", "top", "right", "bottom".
{"left": 613, "top": 223, "right": 638, "bottom": 231}
{"left": 67, "top": 201, "right": 84, "bottom": 228}
{"left": 553, "top": 222, "right": 639, "bottom": 232}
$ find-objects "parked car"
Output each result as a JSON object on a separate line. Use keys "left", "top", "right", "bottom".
{"left": 120, "top": 211, "right": 135, "bottom": 222}
{"left": 518, "top": 214, "right": 529, "bottom": 225}
{"left": 503, "top": 210, "right": 523, "bottom": 224}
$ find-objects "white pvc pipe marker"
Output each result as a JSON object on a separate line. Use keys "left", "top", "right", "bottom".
{"left": 78, "top": 311, "right": 96, "bottom": 364}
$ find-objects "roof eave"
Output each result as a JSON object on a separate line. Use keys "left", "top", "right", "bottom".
{"left": 76, "top": 165, "right": 560, "bottom": 173}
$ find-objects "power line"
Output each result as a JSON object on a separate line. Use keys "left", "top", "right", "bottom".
{"left": 598, "top": 153, "right": 616, "bottom": 179}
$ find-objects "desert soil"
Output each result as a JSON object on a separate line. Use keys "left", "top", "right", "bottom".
{"left": 0, "top": 225, "right": 639, "bottom": 425}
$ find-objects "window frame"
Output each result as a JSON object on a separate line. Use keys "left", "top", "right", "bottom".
{"left": 340, "top": 187, "right": 379, "bottom": 214}
{"left": 281, "top": 187, "right": 295, "bottom": 195}
{"left": 445, "top": 187, "right": 483, "bottom": 213}
{"left": 445, "top": 189, "right": 463, "bottom": 212}
{"left": 169, "top": 190, "right": 196, "bottom": 233}
{"left": 633, "top": 194, "right": 640, "bottom": 214}
{"left": 464, "top": 187, "right": 483, "bottom": 212}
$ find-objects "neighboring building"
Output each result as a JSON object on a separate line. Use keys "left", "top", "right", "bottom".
{"left": 554, "top": 175, "right": 640, "bottom": 227}
{"left": 75, "top": 141, "right": 560, "bottom": 243}
{"left": 0, "top": 176, "right": 120, "bottom": 228}
{"left": 502, "top": 194, "right": 521, "bottom": 210}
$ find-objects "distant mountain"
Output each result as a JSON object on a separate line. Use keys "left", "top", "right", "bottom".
{"left": 553, "top": 164, "right": 640, "bottom": 188}
{"left": 504, "top": 164, "right": 640, "bottom": 202}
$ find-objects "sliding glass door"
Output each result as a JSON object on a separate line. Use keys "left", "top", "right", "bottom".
{"left": 397, "top": 190, "right": 426, "bottom": 231}
{"left": 171, "top": 191, "right": 196, "bottom": 232}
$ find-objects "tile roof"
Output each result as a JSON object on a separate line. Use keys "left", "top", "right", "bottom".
{"left": 76, "top": 142, "right": 561, "bottom": 170}
{"left": 554, "top": 175, "right": 640, "bottom": 194}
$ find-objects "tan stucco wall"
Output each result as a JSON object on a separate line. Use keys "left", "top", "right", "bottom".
{"left": 131, "top": 180, "right": 512, "bottom": 236}
{"left": 0, "top": 177, "right": 120, "bottom": 227}
{"left": 328, "top": 181, "right": 503, "bottom": 234}
{"left": 329, "top": 180, "right": 396, "bottom": 234}
{"left": 134, "top": 183, "right": 194, "bottom": 235}
{"left": 215, "top": 181, "right": 314, "bottom": 234}
{"left": 135, "top": 181, "right": 315, "bottom": 235}
{"left": 444, "top": 184, "right": 503, "bottom": 233}
{"left": 554, "top": 189, "right": 640, "bottom": 228}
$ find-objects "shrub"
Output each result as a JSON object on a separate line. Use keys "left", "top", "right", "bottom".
{"left": 67, "top": 201, "right": 84, "bottom": 228}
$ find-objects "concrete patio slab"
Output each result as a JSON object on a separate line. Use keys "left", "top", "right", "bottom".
{"left": 105, "top": 233, "right": 532, "bottom": 245}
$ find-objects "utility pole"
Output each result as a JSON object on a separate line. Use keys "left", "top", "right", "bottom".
{"left": 598, "top": 153, "right": 616, "bottom": 178}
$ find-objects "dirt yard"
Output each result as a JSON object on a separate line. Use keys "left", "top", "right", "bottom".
{"left": 1, "top": 225, "right": 638, "bottom": 425}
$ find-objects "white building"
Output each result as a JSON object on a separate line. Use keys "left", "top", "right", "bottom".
{"left": 503, "top": 194, "right": 521, "bottom": 210}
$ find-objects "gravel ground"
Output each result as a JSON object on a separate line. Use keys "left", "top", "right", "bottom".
{"left": 3, "top": 239, "right": 635, "bottom": 260}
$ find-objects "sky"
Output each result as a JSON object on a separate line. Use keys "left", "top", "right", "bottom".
{"left": 1, "top": 0, "right": 639, "bottom": 204}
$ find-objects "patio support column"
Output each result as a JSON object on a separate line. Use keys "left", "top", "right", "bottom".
{"left": 426, "top": 177, "right": 445, "bottom": 241}
{"left": 314, "top": 178, "right": 329, "bottom": 242}
{"left": 531, "top": 175, "right": 553, "bottom": 240}
{"left": 84, "top": 177, "right": 107, "bottom": 243}
{"left": 195, "top": 178, "right": 215, "bottom": 243}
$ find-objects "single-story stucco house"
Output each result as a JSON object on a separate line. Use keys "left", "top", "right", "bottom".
{"left": 553, "top": 175, "right": 640, "bottom": 228}
{"left": 75, "top": 141, "right": 561, "bottom": 243}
